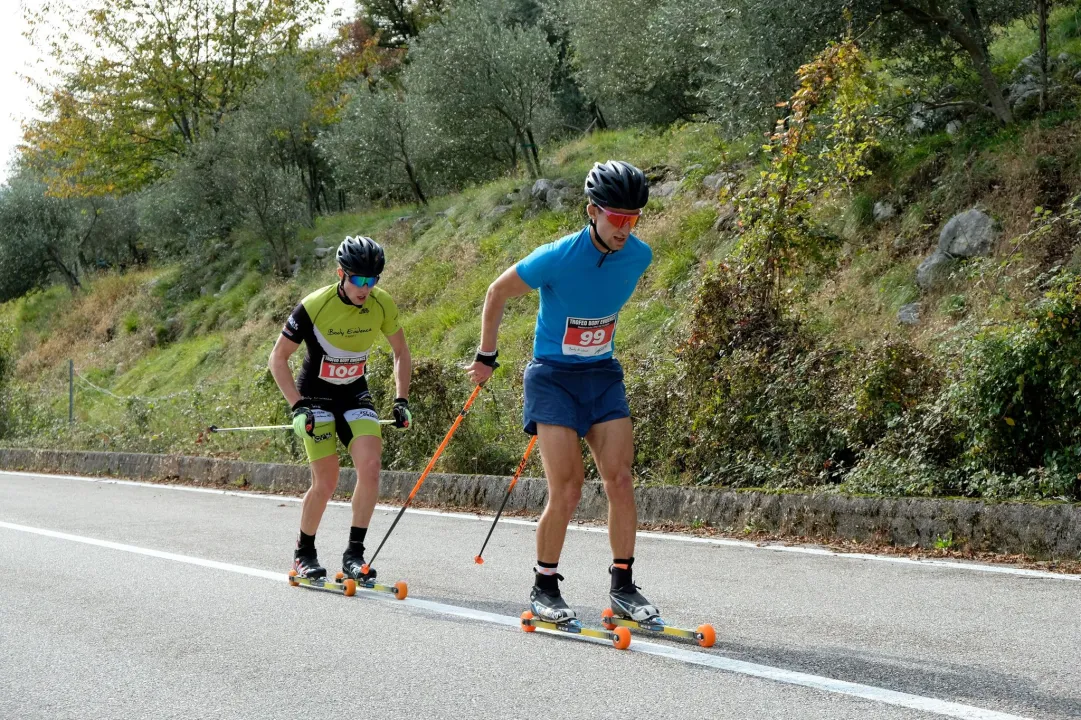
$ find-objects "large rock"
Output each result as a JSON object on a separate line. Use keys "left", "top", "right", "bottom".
{"left": 898, "top": 302, "right": 922, "bottom": 325}
{"left": 547, "top": 187, "right": 576, "bottom": 212}
{"left": 713, "top": 204, "right": 737, "bottom": 232}
{"left": 312, "top": 235, "right": 329, "bottom": 247}
{"left": 314, "top": 246, "right": 333, "bottom": 259}
{"left": 939, "top": 208, "right": 996, "bottom": 258}
{"left": 531, "top": 179, "right": 553, "bottom": 202}
{"left": 412, "top": 217, "right": 435, "bottom": 235}
{"left": 916, "top": 250, "right": 954, "bottom": 291}
{"left": 946, "top": 120, "right": 963, "bottom": 136}
{"left": 873, "top": 201, "right": 896, "bottom": 224}
{"left": 487, "top": 204, "right": 513, "bottom": 220}
{"left": 653, "top": 180, "right": 681, "bottom": 199}
{"left": 702, "top": 173, "right": 729, "bottom": 192}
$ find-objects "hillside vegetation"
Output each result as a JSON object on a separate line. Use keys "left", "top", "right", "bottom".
{"left": 2, "top": 3, "right": 1081, "bottom": 503}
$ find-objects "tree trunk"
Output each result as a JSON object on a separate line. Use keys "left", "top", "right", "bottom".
{"left": 46, "top": 245, "right": 81, "bottom": 291}
{"left": 892, "top": 1, "right": 1014, "bottom": 124}
{"left": 1038, "top": 0, "right": 1050, "bottom": 113}
{"left": 955, "top": 2, "right": 1014, "bottom": 124}
{"left": 589, "top": 101, "right": 608, "bottom": 131}
{"left": 526, "top": 127, "right": 540, "bottom": 170}
{"left": 516, "top": 131, "right": 538, "bottom": 179}
{"left": 404, "top": 159, "right": 428, "bottom": 206}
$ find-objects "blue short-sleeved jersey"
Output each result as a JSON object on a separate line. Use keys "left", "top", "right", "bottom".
{"left": 515, "top": 226, "right": 652, "bottom": 364}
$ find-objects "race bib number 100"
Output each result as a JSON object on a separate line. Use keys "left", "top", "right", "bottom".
{"left": 562, "top": 314, "right": 616, "bottom": 357}
{"left": 318, "top": 356, "right": 366, "bottom": 384}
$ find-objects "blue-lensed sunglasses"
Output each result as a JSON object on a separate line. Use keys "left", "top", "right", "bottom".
{"left": 346, "top": 274, "right": 379, "bottom": 288}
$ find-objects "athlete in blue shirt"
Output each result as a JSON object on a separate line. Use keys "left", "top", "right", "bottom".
{"left": 467, "top": 160, "right": 660, "bottom": 624}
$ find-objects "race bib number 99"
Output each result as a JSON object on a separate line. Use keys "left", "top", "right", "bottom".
{"left": 562, "top": 314, "right": 616, "bottom": 357}
{"left": 318, "top": 356, "right": 366, "bottom": 384}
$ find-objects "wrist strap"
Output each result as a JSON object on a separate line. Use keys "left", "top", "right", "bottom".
{"left": 475, "top": 349, "right": 499, "bottom": 367}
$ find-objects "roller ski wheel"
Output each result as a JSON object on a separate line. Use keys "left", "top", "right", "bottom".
{"left": 520, "top": 611, "right": 631, "bottom": 650}
{"left": 288, "top": 569, "right": 357, "bottom": 597}
{"left": 600, "top": 608, "right": 716, "bottom": 648}
{"left": 337, "top": 569, "right": 409, "bottom": 601}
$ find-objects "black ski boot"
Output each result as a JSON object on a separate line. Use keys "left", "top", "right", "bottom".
{"left": 341, "top": 545, "right": 376, "bottom": 581}
{"left": 609, "top": 563, "right": 660, "bottom": 622}
{"left": 530, "top": 572, "right": 577, "bottom": 624}
{"left": 292, "top": 549, "right": 326, "bottom": 580}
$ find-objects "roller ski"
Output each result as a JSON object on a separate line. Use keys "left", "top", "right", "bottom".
{"left": 288, "top": 550, "right": 359, "bottom": 596}
{"left": 341, "top": 547, "right": 409, "bottom": 600}
{"left": 519, "top": 575, "right": 631, "bottom": 650}
{"left": 601, "top": 582, "right": 715, "bottom": 648}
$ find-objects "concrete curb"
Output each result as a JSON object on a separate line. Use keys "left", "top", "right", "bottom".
{"left": 2, "top": 447, "right": 1079, "bottom": 560}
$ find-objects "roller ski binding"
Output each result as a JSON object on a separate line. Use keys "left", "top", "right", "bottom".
{"left": 520, "top": 573, "right": 631, "bottom": 650}
{"left": 603, "top": 574, "right": 715, "bottom": 648}
{"left": 335, "top": 547, "right": 409, "bottom": 600}
{"left": 288, "top": 549, "right": 359, "bottom": 596}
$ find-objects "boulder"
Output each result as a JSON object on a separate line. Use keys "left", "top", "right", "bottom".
{"left": 916, "top": 250, "right": 954, "bottom": 291}
{"left": 873, "top": 201, "right": 896, "bottom": 224}
{"left": 653, "top": 180, "right": 681, "bottom": 199}
{"left": 939, "top": 208, "right": 996, "bottom": 258}
{"left": 713, "top": 204, "right": 737, "bottom": 232}
{"left": 531, "top": 179, "right": 553, "bottom": 202}
{"left": 898, "top": 303, "right": 922, "bottom": 325}
{"left": 488, "top": 205, "right": 513, "bottom": 220}
{"left": 702, "top": 173, "right": 728, "bottom": 192}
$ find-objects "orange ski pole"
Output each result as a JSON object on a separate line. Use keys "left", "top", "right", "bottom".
{"left": 362, "top": 384, "right": 484, "bottom": 575}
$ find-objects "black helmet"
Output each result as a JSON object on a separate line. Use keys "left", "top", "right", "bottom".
{"left": 337, "top": 236, "right": 385, "bottom": 276}
{"left": 584, "top": 160, "right": 649, "bottom": 210}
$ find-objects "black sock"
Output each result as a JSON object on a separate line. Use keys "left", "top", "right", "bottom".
{"left": 297, "top": 531, "right": 316, "bottom": 554}
{"left": 611, "top": 557, "right": 634, "bottom": 590}
{"left": 535, "top": 571, "right": 560, "bottom": 592}
{"left": 348, "top": 526, "right": 367, "bottom": 554}
{"left": 535, "top": 560, "right": 560, "bottom": 592}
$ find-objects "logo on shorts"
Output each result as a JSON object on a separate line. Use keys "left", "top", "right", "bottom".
{"left": 313, "top": 431, "right": 333, "bottom": 442}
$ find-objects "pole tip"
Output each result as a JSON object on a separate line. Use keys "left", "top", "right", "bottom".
{"left": 208, "top": 425, "right": 218, "bottom": 433}
{"left": 474, "top": 555, "right": 484, "bottom": 565}
{"left": 360, "top": 564, "right": 371, "bottom": 575}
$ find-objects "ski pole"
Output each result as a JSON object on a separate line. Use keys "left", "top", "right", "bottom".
{"left": 362, "top": 384, "right": 484, "bottom": 575}
{"left": 209, "top": 420, "right": 394, "bottom": 433}
{"left": 474, "top": 435, "right": 536, "bottom": 565}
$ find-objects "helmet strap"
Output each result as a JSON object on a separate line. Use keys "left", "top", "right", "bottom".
{"left": 589, "top": 218, "right": 615, "bottom": 268}
{"left": 337, "top": 277, "right": 366, "bottom": 308}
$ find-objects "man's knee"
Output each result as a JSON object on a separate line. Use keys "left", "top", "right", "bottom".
{"left": 308, "top": 478, "right": 336, "bottom": 501}
{"left": 355, "top": 453, "right": 381, "bottom": 481}
{"left": 602, "top": 468, "right": 634, "bottom": 498}
{"left": 548, "top": 478, "right": 583, "bottom": 516}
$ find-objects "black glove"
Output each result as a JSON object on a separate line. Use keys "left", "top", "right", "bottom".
{"left": 290, "top": 398, "right": 316, "bottom": 438}
{"left": 392, "top": 398, "right": 412, "bottom": 430}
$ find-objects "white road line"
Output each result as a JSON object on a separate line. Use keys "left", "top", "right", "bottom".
{"left": 0, "top": 520, "right": 1033, "bottom": 720}
{"left": 3, "top": 469, "right": 1079, "bottom": 582}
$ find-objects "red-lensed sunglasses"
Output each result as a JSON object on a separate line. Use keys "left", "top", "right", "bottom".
{"left": 596, "top": 205, "right": 641, "bottom": 230}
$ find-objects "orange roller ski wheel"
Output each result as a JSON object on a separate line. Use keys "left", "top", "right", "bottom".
{"left": 611, "top": 627, "right": 632, "bottom": 650}
{"left": 600, "top": 608, "right": 616, "bottom": 630}
{"left": 394, "top": 581, "right": 408, "bottom": 600}
{"left": 288, "top": 570, "right": 299, "bottom": 587}
{"left": 520, "top": 611, "right": 537, "bottom": 632}
{"left": 696, "top": 623, "right": 716, "bottom": 648}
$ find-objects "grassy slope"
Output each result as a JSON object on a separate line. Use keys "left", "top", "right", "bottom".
{"left": 5, "top": 13, "right": 1081, "bottom": 480}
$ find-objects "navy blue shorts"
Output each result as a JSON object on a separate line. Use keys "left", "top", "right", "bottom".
{"left": 523, "top": 358, "right": 630, "bottom": 437}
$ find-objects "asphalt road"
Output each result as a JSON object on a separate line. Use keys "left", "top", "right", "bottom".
{"left": 1, "top": 470, "right": 1079, "bottom": 719}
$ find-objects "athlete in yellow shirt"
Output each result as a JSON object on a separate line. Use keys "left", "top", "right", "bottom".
{"left": 269, "top": 236, "right": 412, "bottom": 582}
